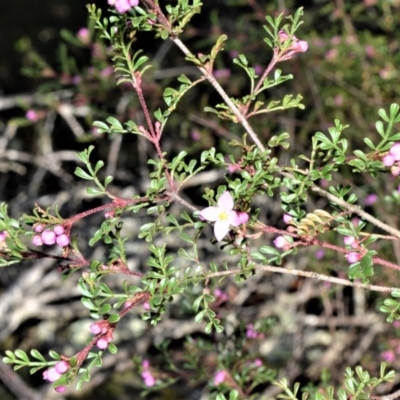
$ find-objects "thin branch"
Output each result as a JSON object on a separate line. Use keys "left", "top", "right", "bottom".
{"left": 207, "top": 264, "right": 399, "bottom": 293}
{"left": 171, "top": 37, "right": 266, "bottom": 152}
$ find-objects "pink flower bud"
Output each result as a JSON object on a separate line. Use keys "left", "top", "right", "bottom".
{"left": 34, "top": 224, "right": 45, "bottom": 233}
{"left": 390, "top": 143, "right": 400, "bottom": 161}
{"left": 143, "top": 301, "right": 150, "bottom": 310}
{"left": 56, "top": 234, "right": 70, "bottom": 247}
{"left": 236, "top": 211, "right": 249, "bottom": 224}
{"left": 141, "top": 371, "right": 155, "bottom": 387}
{"left": 283, "top": 214, "right": 293, "bottom": 224}
{"left": 347, "top": 252, "right": 361, "bottom": 263}
{"left": 55, "top": 386, "right": 67, "bottom": 393}
{"left": 55, "top": 360, "right": 69, "bottom": 374}
{"left": 383, "top": 154, "right": 395, "bottom": 167}
{"left": 273, "top": 236, "right": 287, "bottom": 249}
{"left": 26, "top": 110, "right": 38, "bottom": 122}
{"left": 32, "top": 235, "right": 43, "bottom": 246}
{"left": 344, "top": 236, "right": 355, "bottom": 246}
{"left": 213, "top": 370, "right": 227, "bottom": 385}
{"left": 96, "top": 338, "right": 109, "bottom": 350}
{"left": 53, "top": 225, "right": 65, "bottom": 235}
{"left": 90, "top": 322, "right": 101, "bottom": 335}
{"left": 43, "top": 367, "right": 61, "bottom": 382}
{"left": 41, "top": 229, "right": 56, "bottom": 245}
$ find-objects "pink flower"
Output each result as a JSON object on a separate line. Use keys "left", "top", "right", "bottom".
{"left": 26, "top": 110, "right": 38, "bottom": 122}
{"left": 365, "top": 194, "right": 378, "bottom": 205}
{"left": 273, "top": 236, "right": 288, "bottom": 249}
{"left": 96, "top": 338, "right": 109, "bottom": 350}
{"left": 56, "top": 234, "right": 70, "bottom": 247}
{"left": 41, "top": 229, "right": 56, "bottom": 245}
{"left": 55, "top": 361, "right": 69, "bottom": 374}
{"left": 283, "top": 214, "right": 293, "bottom": 224}
{"left": 278, "top": 30, "right": 308, "bottom": 59}
{"left": 53, "top": 225, "right": 65, "bottom": 235}
{"left": 199, "top": 192, "right": 242, "bottom": 242}
{"left": 0, "top": 232, "right": 6, "bottom": 243}
{"left": 390, "top": 143, "right": 400, "bottom": 161}
{"left": 34, "top": 224, "right": 45, "bottom": 233}
{"left": 315, "top": 249, "right": 325, "bottom": 260}
{"left": 344, "top": 236, "right": 355, "bottom": 246}
{"left": 235, "top": 211, "right": 249, "bottom": 224}
{"left": 213, "top": 370, "right": 227, "bottom": 385}
{"left": 253, "top": 359, "right": 263, "bottom": 367}
{"left": 346, "top": 252, "right": 361, "bottom": 263}
{"left": 143, "top": 301, "right": 150, "bottom": 310}
{"left": 43, "top": 367, "right": 61, "bottom": 382}
{"left": 55, "top": 386, "right": 67, "bottom": 393}
{"left": 77, "top": 28, "right": 90, "bottom": 44}
{"left": 141, "top": 371, "right": 155, "bottom": 387}
{"left": 381, "top": 350, "right": 395, "bottom": 363}
{"left": 108, "top": 0, "right": 139, "bottom": 13}
{"left": 383, "top": 154, "right": 395, "bottom": 167}
{"left": 90, "top": 322, "right": 102, "bottom": 335}
{"left": 32, "top": 235, "right": 43, "bottom": 246}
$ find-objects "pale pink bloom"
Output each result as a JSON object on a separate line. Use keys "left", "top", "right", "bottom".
{"left": 253, "top": 359, "right": 263, "bottom": 367}
{"left": 77, "top": 28, "right": 90, "bottom": 44}
{"left": 0, "top": 232, "right": 6, "bottom": 243}
{"left": 273, "top": 236, "right": 287, "bottom": 249}
{"left": 199, "top": 192, "right": 241, "bottom": 242}
{"left": 53, "top": 225, "right": 64, "bottom": 235}
{"left": 381, "top": 350, "right": 395, "bottom": 362}
{"left": 227, "top": 164, "right": 240, "bottom": 173}
{"left": 246, "top": 324, "right": 258, "bottom": 339}
{"left": 326, "top": 48, "right": 338, "bottom": 61}
{"left": 143, "top": 301, "right": 150, "bottom": 310}
{"left": 34, "top": 224, "right": 45, "bottom": 233}
{"left": 90, "top": 322, "right": 102, "bottom": 335}
{"left": 383, "top": 154, "right": 395, "bottom": 167}
{"left": 32, "top": 235, "right": 43, "bottom": 246}
{"left": 43, "top": 367, "right": 61, "bottom": 382}
{"left": 278, "top": 30, "right": 308, "bottom": 58}
{"left": 214, "top": 370, "right": 227, "bottom": 385}
{"left": 365, "top": 194, "right": 378, "bottom": 205}
{"left": 315, "top": 249, "right": 325, "bottom": 260}
{"left": 393, "top": 320, "right": 400, "bottom": 329}
{"left": 283, "top": 214, "right": 293, "bottom": 224}
{"left": 108, "top": 0, "right": 139, "bottom": 13}
{"left": 390, "top": 143, "right": 400, "bottom": 161}
{"left": 236, "top": 211, "right": 249, "bottom": 224}
{"left": 344, "top": 236, "right": 355, "bottom": 246}
{"left": 56, "top": 234, "right": 70, "bottom": 247}
{"left": 55, "top": 386, "right": 67, "bottom": 393}
{"left": 142, "top": 359, "right": 150, "bottom": 369}
{"left": 254, "top": 64, "right": 263, "bottom": 75}
{"left": 214, "top": 288, "right": 228, "bottom": 302}
{"left": 96, "top": 338, "right": 109, "bottom": 349}
{"left": 214, "top": 69, "right": 231, "bottom": 79}
{"left": 41, "top": 229, "right": 56, "bottom": 245}
{"left": 141, "top": 371, "right": 155, "bottom": 386}
{"left": 190, "top": 130, "right": 201, "bottom": 141}
{"left": 26, "top": 110, "right": 38, "bottom": 122}
{"left": 55, "top": 361, "right": 69, "bottom": 374}
{"left": 346, "top": 252, "right": 361, "bottom": 263}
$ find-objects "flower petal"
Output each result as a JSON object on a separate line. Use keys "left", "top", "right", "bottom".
{"left": 228, "top": 210, "right": 241, "bottom": 227}
{"left": 199, "top": 206, "right": 220, "bottom": 222}
{"left": 214, "top": 220, "right": 230, "bottom": 241}
{"left": 217, "top": 191, "right": 234, "bottom": 211}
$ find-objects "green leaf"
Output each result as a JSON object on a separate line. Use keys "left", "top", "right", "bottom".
{"left": 75, "top": 167, "right": 93, "bottom": 180}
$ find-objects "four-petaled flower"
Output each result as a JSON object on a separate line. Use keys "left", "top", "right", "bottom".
{"left": 199, "top": 192, "right": 243, "bottom": 242}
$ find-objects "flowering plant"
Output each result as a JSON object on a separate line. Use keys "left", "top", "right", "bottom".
{"left": 2, "top": 0, "right": 400, "bottom": 399}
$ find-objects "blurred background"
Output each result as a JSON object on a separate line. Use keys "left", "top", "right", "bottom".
{"left": 1, "top": 0, "right": 400, "bottom": 399}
